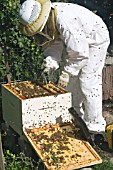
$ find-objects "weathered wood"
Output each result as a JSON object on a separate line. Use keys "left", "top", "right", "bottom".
{"left": 102, "top": 65, "right": 113, "bottom": 100}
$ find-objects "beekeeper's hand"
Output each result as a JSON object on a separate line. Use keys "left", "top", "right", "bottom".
{"left": 43, "top": 67, "right": 53, "bottom": 76}
{"left": 44, "top": 56, "right": 59, "bottom": 71}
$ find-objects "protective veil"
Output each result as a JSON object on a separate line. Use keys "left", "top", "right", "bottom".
{"left": 43, "top": 2, "right": 110, "bottom": 133}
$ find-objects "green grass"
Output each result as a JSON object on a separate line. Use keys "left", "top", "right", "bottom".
{"left": 92, "top": 159, "right": 113, "bottom": 170}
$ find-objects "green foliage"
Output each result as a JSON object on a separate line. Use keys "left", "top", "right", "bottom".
{"left": 0, "top": 0, "right": 44, "bottom": 83}
{"left": 4, "top": 150, "right": 39, "bottom": 170}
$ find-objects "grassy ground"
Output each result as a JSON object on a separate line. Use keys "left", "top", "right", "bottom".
{"left": 93, "top": 160, "right": 113, "bottom": 170}
{"left": 92, "top": 145, "right": 113, "bottom": 170}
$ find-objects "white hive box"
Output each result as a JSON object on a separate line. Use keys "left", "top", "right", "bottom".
{"left": 2, "top": 81, "right": 72, "bottom": 136}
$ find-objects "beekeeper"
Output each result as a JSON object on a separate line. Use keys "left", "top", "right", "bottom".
{"left": 19, "top": 0, "right": 110, "bottom": 134}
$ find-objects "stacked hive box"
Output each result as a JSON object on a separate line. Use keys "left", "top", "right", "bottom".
{"left": 2, "top": 81, "right": 72, "bottom": 136}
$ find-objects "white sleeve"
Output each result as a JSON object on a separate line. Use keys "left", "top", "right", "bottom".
{"left": 43, "top": 40, "right": 64, "bottom": 69}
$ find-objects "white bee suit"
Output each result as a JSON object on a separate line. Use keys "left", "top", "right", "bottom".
{"left": 43, "top": 2, "right": 110, "bottom": 133}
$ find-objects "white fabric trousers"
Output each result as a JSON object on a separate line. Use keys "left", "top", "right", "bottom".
{"left": 65, "top": 41, "right": 110, "bottom": 133}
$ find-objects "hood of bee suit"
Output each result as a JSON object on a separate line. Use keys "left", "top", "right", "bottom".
{"left": 19, "top": 0, "right": 51, "bottom": 36}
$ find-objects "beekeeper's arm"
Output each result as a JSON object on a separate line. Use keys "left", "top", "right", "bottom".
{"left": 43, "top": 40, "right": 64, "bottom": 70}
{"left": 56, "top": 16, "right": 89, "bottom": 72}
